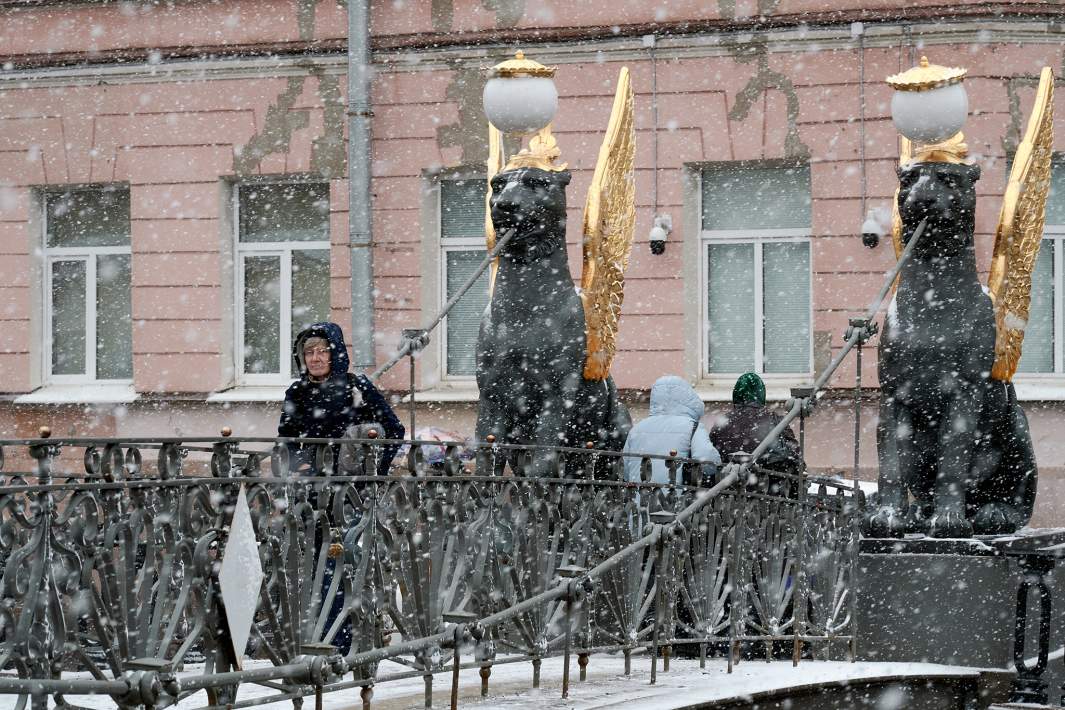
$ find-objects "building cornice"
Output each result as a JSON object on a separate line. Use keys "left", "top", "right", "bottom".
{"left": 1, "top": 16, "right": 1061, "bottom": 88}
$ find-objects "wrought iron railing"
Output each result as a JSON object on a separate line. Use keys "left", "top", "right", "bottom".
{"left": 0, "top": 434, "right": 860, "bottom": 709}
{"left": 0, "top": 221, "right": 923, "bottom": 710}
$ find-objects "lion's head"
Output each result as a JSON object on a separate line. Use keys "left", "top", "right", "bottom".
{"left": 489, "top": 167, "right": 571, "bottom": 263}
{"left": 897, "top": 161, "right": 980, "bottom": 258}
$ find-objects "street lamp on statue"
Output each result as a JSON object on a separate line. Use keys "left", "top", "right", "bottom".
{"left": 483, "top": 50, "right": 558, "bottom": 136}
{"left": 483, "top": 51, "right": 567, "bottom": 174}
{"left": 887, "top": 56, "right": 969, "bottom": 146}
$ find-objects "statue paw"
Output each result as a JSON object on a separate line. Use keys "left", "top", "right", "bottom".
{"left": 904, "top": 503, "right": 932, "bottom": 535}
{"left": 862, "top": 506, "right": 906, "bottom": 538}
{"left": 928, "top": 509, "right": 974, "bottom": 539}
{"left": 972, "top": 503, "right": 1022, "bottom": 535}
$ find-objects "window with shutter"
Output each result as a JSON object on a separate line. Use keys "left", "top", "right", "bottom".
{"left": 236, "top": 180, "right": 331, "bottom": 382}
{"left": 43, "top": 185, "right": 133, "bottom": 383}
{"left": 440, "top": 178, "right": 489, "bottom": 378}
{"left": 700, "top": 163, "right": 812, "bottom": 377}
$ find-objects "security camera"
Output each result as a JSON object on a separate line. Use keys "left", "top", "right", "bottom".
{"left": 650, "top": 214, "right": 672, "bottom": 255}
{"left": 861, "top": 207, "right": 889, "bottom": 249}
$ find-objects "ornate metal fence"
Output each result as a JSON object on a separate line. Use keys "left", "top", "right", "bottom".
{"left": 0, "top": 432, "right": 860, "bottom": 709}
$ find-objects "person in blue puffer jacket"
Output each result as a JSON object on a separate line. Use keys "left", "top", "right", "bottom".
{"left": 622, "top": 375, "right": 721, "bottom": 484}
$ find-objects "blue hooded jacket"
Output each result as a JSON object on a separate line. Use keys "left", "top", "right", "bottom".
{"left": 622, "top": 376, "right": 721, "bottom": 484}
{"left": 278, "top": 322, "right": 404, "bottom": 475}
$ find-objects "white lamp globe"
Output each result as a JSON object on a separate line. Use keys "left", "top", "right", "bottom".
{"left": 483, "top": 76, "right": 558, "bottom": 135}
{"left": 483, "top": 50, "right": 558, "bottom": 136}
{"left": 887, "top": 56, "right": 969, "bottom": 145}
{"left": 891, "top": 83, "right": 968, "bottom": 144}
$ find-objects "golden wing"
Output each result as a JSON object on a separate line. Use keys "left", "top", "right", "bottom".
{"left": 485, "top": 123, "right": 505, "bottom": 296}
{"left": 890, "top": 135, "right": 912, "bottom": 259}
{"left": 988, "top": 67, "right": 1055, "bottom": 382}
{"left": 580, "top": 67, "right": 636, "bottom": 380}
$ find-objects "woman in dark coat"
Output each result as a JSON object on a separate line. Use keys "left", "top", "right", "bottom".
{"left": 708, "top": 372, "right": 802, "bottom": 475}
{"left": 278, "top": 322, "right": 403, "bottom": 655}
{"left": 278, "top": 321, "right": 404, "bottom": 475}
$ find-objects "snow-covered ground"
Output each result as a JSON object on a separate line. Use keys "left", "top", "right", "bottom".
{"left": 37, "top": 655, "right": 996, "bottom": 710}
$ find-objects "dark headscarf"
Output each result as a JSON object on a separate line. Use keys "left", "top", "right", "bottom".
{"left": 279, "top": 322, "right": 404, "bottom": 474}
{"left": 292, "top": 321, "right": 349, "bottom": 380}
{"left": 732, "top": 372, "right": 766, "bottom": 406}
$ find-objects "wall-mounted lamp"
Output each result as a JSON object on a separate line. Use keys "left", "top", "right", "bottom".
{"left": 650, "top": 214, "right": 672, "bottom": 255}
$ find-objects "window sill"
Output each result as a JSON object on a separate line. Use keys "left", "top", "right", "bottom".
{"left": 15, "top": 384, "right": 138, "bottom": 405}
{"left": 1013, "top": 380, "right": 1065, "bottom": 401}
{"left": 400, "top": 385, "right": 480, "bottom": 403}
{"left": 696, "top": 377, "right": 812, "bottom": 403}
{"left": 206, "top": 385, "right": 289, "bottom": 402}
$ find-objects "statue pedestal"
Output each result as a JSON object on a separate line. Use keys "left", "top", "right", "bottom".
{"left": 856, "top": 532, "right": 1065, "bottom": 704}
{"left": 857, "top": 540, "right": 1018, "bottom": 667}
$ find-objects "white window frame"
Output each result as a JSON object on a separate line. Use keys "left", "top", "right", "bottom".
{"left": 439, "top": 236, "right": 488, "bottom": 381}
{"left": 434, "top": 172, "right": 489, "bottom": 384}
{"left": 1015, "top": 226, "right": 1065, "bottom": 380}
{"left": 699, "top": 227, "right": 814, "bottom": 385}
{"left": 41, "top": 189, "right": 132, "bottom": 386}
{"left": 233, "top": 180, "right": 330, "bottom": 386}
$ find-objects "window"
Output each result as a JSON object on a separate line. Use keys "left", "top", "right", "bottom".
{"left": 236, "top": 180, "right": 331, "bottom": 381}
{"left": 700, "top": 164, "right": 812, "bottom": 376}
{"left": 43, "top": 185, "right": 132, "bottom": 383}
{"left": 439, "top": 177, "right": 490, "bottom": 378}
{"left": 1016, "top": 158, "right": 1065, "bottom": 375}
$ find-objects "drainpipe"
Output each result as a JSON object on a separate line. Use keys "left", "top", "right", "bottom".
{"left": 348, "top": 0, "right": 375, "bottom": 368}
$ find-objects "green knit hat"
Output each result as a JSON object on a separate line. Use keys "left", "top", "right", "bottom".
{"left": 732, "top": 372, "right": 766, "bottom": 405}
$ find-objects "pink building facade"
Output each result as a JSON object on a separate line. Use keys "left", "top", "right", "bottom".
{"left": 2, "top": 0, "right": 1065, "bottom": 522}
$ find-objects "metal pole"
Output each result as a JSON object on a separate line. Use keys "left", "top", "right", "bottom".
{"left": 650, "top": 531, "right": 664, "bottom": 685}
{"left": 854, "top": 338, "right": 862, "bottom": 487}
{"left": 370, "top": 228, "right": 515, "bottom": 381}
{"left": 562, "top": 596, "right": 573, "bottom": 698}
{"left": 857, "top": 25, "right": 867, "bottom": 226}
{"left": 450, "top": 640, "right": 460, "bottom": 710}
{"left": 409, "top": 351, "right": 416, "bottom": 439}
{"left": 347, "top": 0, "right": 375, "bottom": 368}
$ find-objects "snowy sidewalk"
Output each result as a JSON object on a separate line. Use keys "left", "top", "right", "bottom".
{"left": 45, "top": 656, "right": 1012, "bottom": 710}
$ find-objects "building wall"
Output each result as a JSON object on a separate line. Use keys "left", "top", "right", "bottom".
{"left": 1, "top": 0, "right": 1064, "bottom": 521}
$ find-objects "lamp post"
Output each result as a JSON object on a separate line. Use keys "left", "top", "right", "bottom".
{"left": 483, "top": 51, "right": 566, "bottom": 173}
{"left": 483, "top": 50, "right": 558, "bottom": 137}
{"left": 887, "top": 56, "right": 969, "bottom": 146}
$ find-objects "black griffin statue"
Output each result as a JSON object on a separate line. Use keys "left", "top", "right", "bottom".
{"left": 863, "top": 161, "right": 1038, "bottom": 538}
{"left": 474, "top": 167, "right": 632, "bottom": 476}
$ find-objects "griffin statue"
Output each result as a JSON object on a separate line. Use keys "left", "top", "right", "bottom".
{"left": 475, "top": 58, "right": 635, "bottom": 476}
{"left": 864, "top": 61, "right": 1054, "bottom": 538}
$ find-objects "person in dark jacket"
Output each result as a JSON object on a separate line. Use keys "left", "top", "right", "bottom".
{"left": 708, "top": 372, "right": 802, "bottom": 475}
{"left": 278, "top": 322, "right": 403, "bottom": 656}
{"left": 279, "top": 321, "right": 404, "bottom": 476}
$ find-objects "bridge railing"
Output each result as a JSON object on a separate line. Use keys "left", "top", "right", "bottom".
{"left": 0, "top": 433, "right": 859, "bottom": 710}
{"left": 0, "top": 221, "right": 922, "bottom": 710}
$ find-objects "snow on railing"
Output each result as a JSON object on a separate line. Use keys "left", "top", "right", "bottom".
{"left": 0, "top": 223, "right": 925, "bottom": 709}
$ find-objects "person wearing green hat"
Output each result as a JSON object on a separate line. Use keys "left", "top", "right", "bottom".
{"left": 709, "top": 372, "right": 802, "bottom": 474}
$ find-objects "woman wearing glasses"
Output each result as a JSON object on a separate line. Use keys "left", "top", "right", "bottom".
{"left": 278, "top": 321, "right": 404, "bottom": 476}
